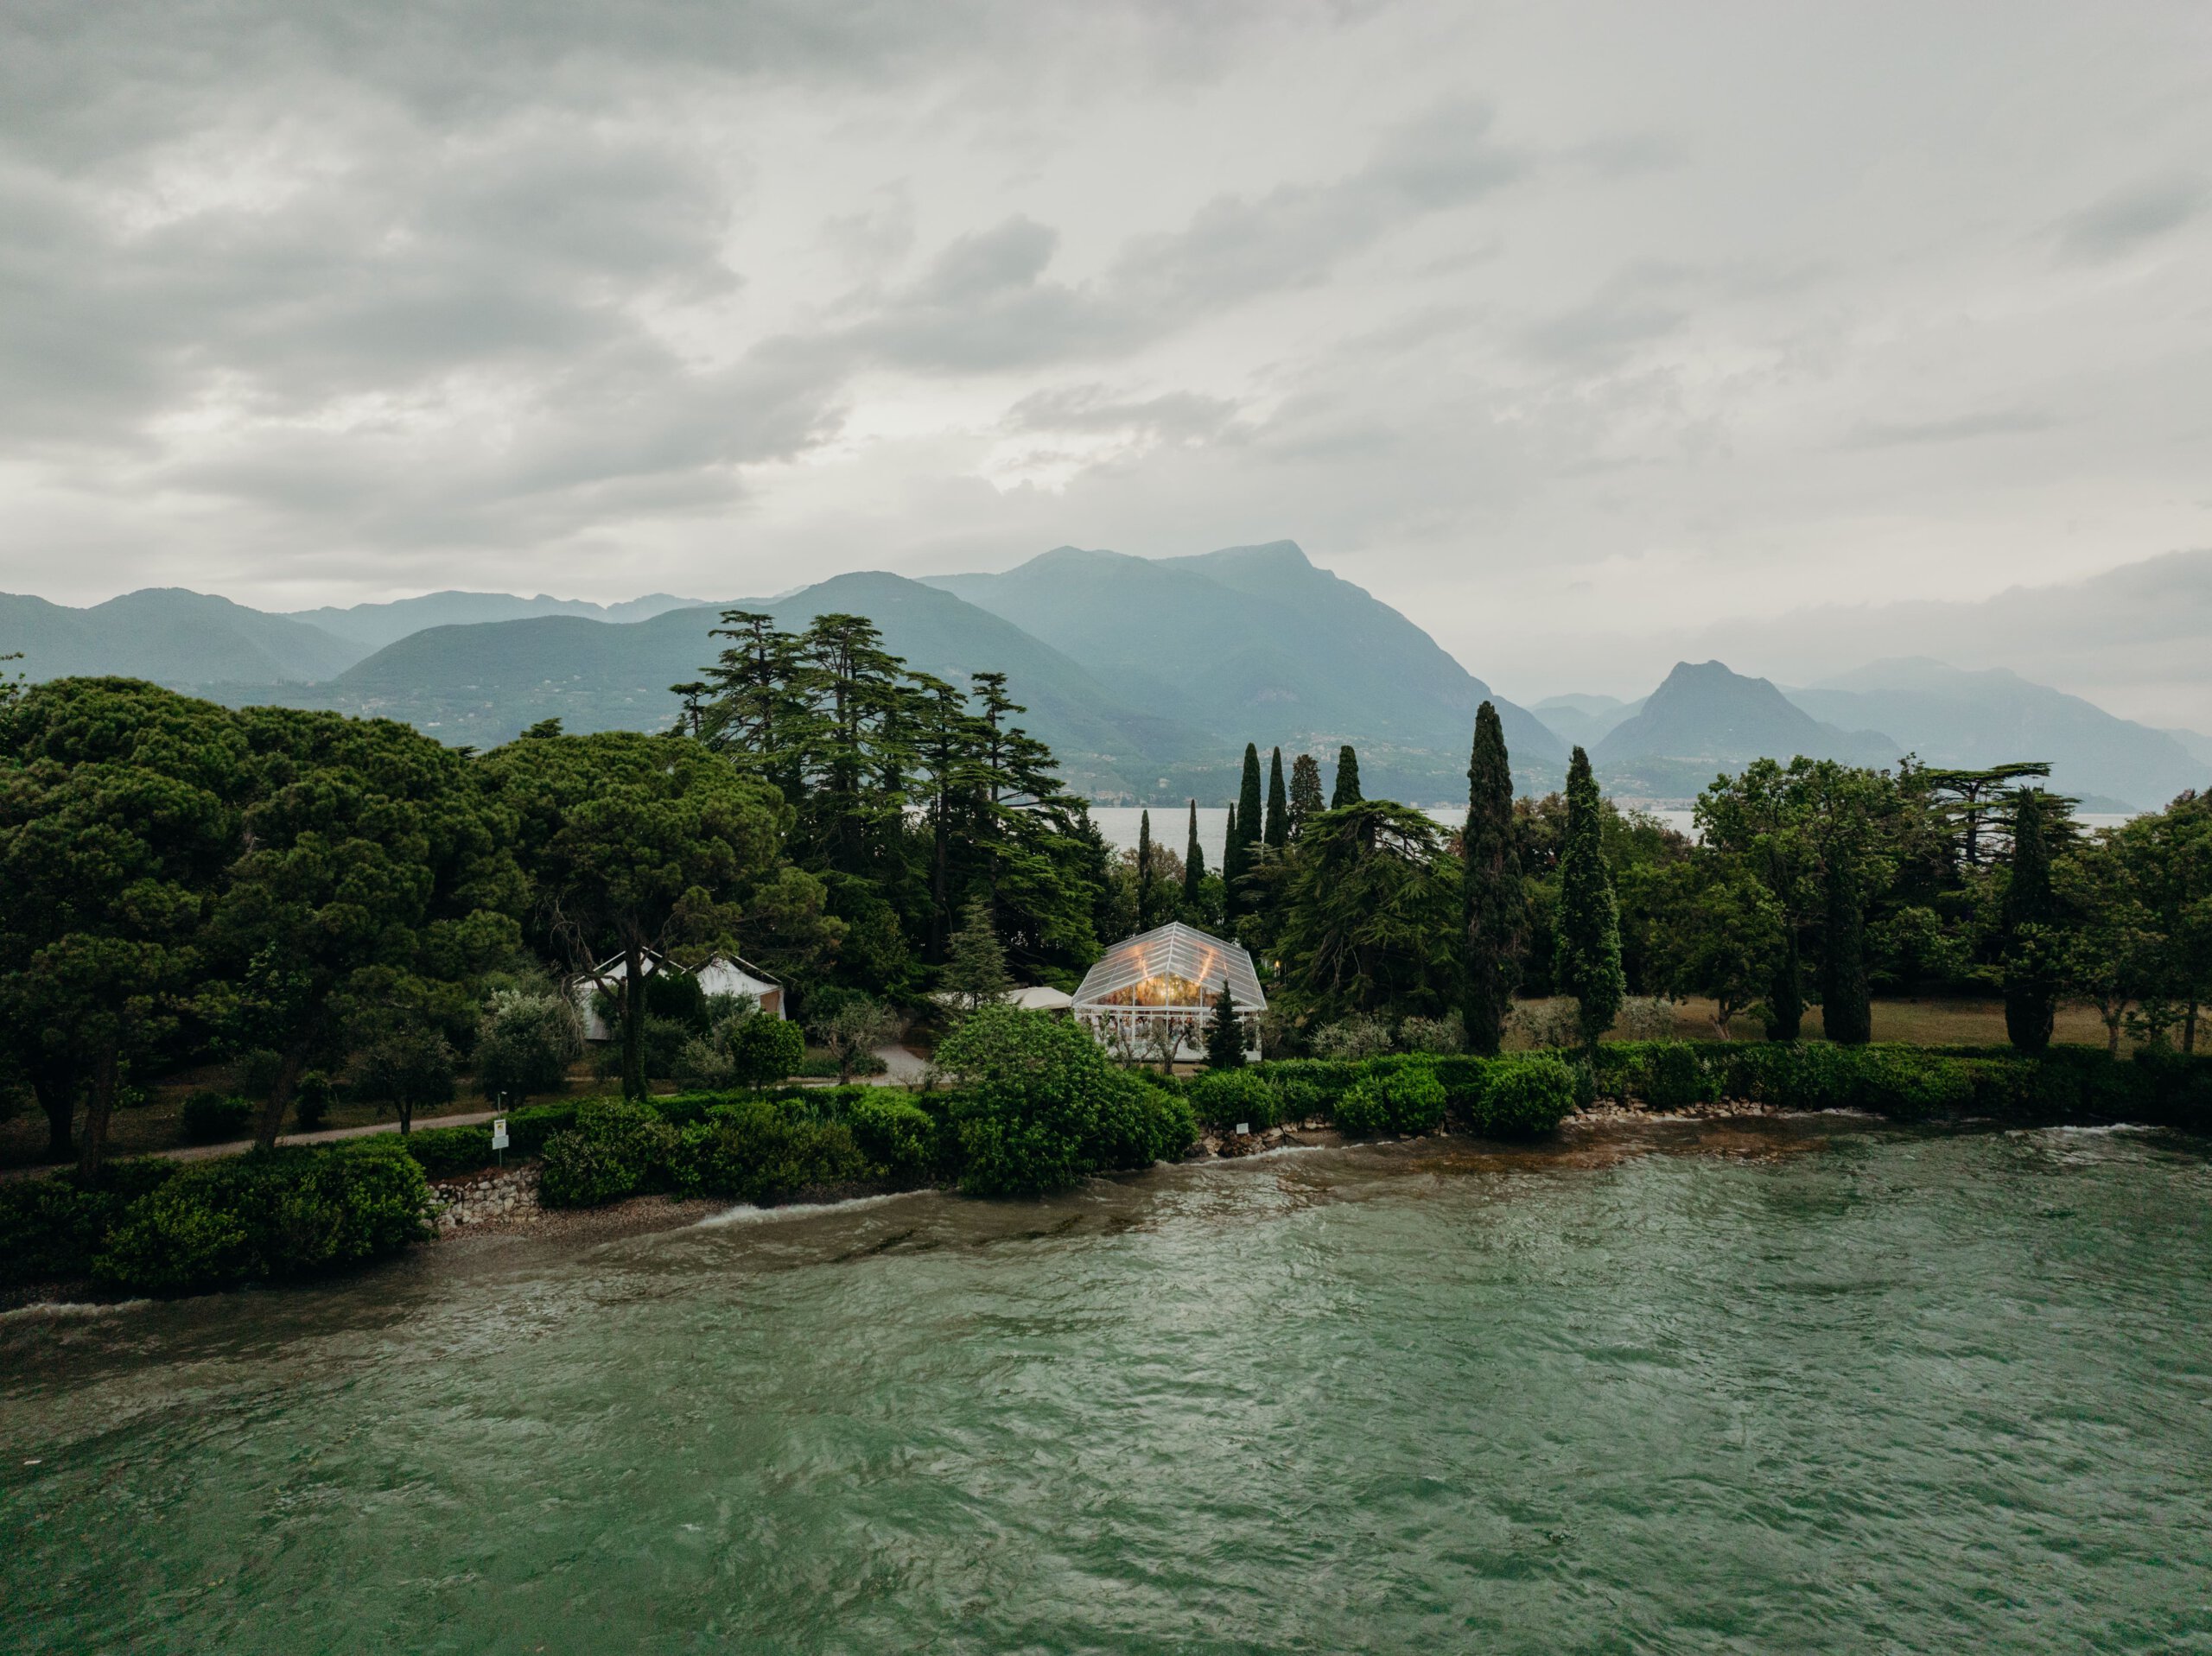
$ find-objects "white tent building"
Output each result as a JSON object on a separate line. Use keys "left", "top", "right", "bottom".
{"left": 570, "top": 949, "right": 785, "bottom": 1043}
{"left": 1071, "top": 922, "right": 1264, "bottom": 1063}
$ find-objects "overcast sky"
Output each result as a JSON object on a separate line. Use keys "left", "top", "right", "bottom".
{"left": 5, "top": 1, "right": 2209, "bottom": 709}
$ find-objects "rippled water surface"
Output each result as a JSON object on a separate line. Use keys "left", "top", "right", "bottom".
{"left": 5, "top": 1119, "right": 2211, "bottom": 1653}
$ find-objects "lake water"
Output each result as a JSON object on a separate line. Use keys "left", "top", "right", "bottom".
{"left": 5, "top": 1118, "right": 2210, "bottom": 1653}
{"left": 1088, "top": 807, "right": 2138, "bottom": 860}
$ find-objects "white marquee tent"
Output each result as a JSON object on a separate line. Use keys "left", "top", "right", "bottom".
{"left": 1071, "top": 923, "right": 1264, "bottom": 1063}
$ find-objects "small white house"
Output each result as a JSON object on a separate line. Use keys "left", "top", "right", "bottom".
{"left": 570, "top": 949, "right": 785, "bottom": 1043}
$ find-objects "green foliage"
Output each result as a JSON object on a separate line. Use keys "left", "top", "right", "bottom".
{"left": 1554, "top": 747, "right": 1625, "bottom": 1050}
{"left": 1331, "top": 746, "right": 1362, "bottom": 809}
{"left": 1185, "top": 1067, "right": 1280, "bottom": 1131}
{"left": 475, "top": 987, "right": 584, "bottom": 1103}
{"left": 943, "top": 895, "right": 1013, "bottom": 1012}
{"left": 0, "top": 1159, "right": 176, "bottom": 1287}
{"left": 1334, "top": 1062, "right": 1447, "bottom": 1138}
{"left": 294, "top": 1069, "right": 335, "bottom": 1133}
{"left": 1288, "top": 754, "right": 1325, "bottom": 832}
{"left": 2003, "top": 787, "right": 2060, "bottom": 1053}
{"left": 181, "top": 1090, "right": 253, "bottom": 1145}
{"left": 1274, "top": 803, "right": 1463, "bottom": 1024}
{"left": 936, "top": 1005, "right": 1194, "bottom": 1195}
{"left": 1265, "top": 748, "right": 1289, "bottom": 850}
{"left": 677, "top": 1100, "right": 872, "bottom": 1204}
{"left": 537, "top": 1099, "right": 681, "bottom": 1209}
{"left": 1204, "top": 979, "right": 1247, "bottom": 1069}
{"left": 91, "top": 1140, "right": 429, "bottom": 1295}
{"left": 1462, "top": 701, "right": 1522, "bottom": 1056}
{"left": 348, "top": 1029, "right": 456, "bottom": 1129}
{"left": 841, "top": 1094, "right": 946, "bottom": 1187}
{"left": 1310, "top": 1016, "right": 1395, "bottom": 1061}
{"left": 1471, "top": 1056, "right": 1579, "bottom": 1135}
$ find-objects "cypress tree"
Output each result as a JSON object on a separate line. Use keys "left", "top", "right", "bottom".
{"left": 1264, "top": 748, "right": 1289, "bottom": 849}
{"left": 1332, "top": 745, "right": 1362, "bottom": 808}
{"left": 1462, "top": 701, "right": 1522, "bottom": 1056}
{"left": 1820, "top": 859, "right": 1872, "bottom": 1044}
{"left": 1182, "top": 799, "right": 1205, "bottom": 907}
{"left": 1237, "top": 745, "right": 1263, "bottom": 856}
{"left": 1204, "top": 978, "right": 1246, "bottom": 1069}
{"left": 1288, "top": 753, "right": 1325, "bottom": 833}
{"left": 1554, "top": 746, "right": 1624, "bottom": 1051}
{"left": 1136, "top": 809, "right": 1154, "bottom": 931}
{"left": 2003, "top": 787, "right": 2058, "bottom": 1052}
{"left": 1220, "top": 802, "right": 1241, "bottom": 923}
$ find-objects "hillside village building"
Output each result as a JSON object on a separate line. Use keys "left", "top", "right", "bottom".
{"left": 1071, "top": 922, "right": 1264, "bottom": 1063}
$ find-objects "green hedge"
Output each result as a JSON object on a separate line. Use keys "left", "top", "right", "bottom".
{"left": 90, "top": 1140, "right": 430, "bottom": 1296}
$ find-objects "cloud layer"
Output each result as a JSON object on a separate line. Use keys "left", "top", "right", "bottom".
{"left": 3, "top": 1, "right": 2210, "bottom": 720}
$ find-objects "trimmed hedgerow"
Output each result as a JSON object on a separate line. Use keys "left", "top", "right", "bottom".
{"left": 0, "top": 1159, "right": 179, "bottom": 1288}
{"left": 1185, "top": 1068, "right": 1281, "bottom": 1132}
{"left": 537, "top": 1099, "right": 682, "bottom": 1209}
{"left": 90, "top": 1140, "right": 430, "bottom": 1296}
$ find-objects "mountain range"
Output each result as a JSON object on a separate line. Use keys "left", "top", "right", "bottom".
{"left": 5, "top": 545, "right": 2205, "bottom": 809}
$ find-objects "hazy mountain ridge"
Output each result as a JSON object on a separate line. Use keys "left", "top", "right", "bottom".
{"left": 285, "top": 590, "right": 708, "bottom": 651}
{"left": 1589, "top": 660, "right": 1900, "bottom": 799}
{"left": 924, "top": 540, "right": 1567, "bottom": 793}
{"left": 0, "top": 587, "right": 365, "bottom": 685}
{"left": 213, "top": 574, "right": 1219, "bottom": 799}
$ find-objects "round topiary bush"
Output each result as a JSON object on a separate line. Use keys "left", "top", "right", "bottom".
{"left": 1473, "top": 1056, "right": 1577, "bottom": 1136}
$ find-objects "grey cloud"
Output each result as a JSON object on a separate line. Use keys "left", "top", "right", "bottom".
{"left": 853, "top": 97, "right": 1522, "bottom": 375}
{"left": 1847, "top": 407, "right": 2057, "bottom": 448}
{"left": 1004, "top": 384, "right": 1245, "bottom": 441}
{"left": 2054, "top": 177, "right": 2204, "bottom": 262}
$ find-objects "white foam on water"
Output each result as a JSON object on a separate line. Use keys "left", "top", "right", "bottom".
{"left": 1, "top": 1298, "right": 152, "bottom": 1323}
{"left": 692, "top": 1189, "right": 928, "bottom": 1229}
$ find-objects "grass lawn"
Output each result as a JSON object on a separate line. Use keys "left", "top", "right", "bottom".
{"left": 1505, "top": 995, "right": 2127, "bottom": 1052}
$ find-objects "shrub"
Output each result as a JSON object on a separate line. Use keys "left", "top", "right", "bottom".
{"left": 1643, "top": 1044, "right": 1719, "bottom": 1112}
{"left": 677, "top": 1100, "right": 872, "bottom": 1204}
{"left": 91, "top": 1141, "right": 430, "bottom": 1296}
{"left": 537, "top": 1099, "right": 680, "bottom": 1209}
{"left": 294, "top": 1071, "right": 335, "bottom": 1133}
{"left": 1334, "top": 1062, "right": 1448, "bottom": 1139}
{"left": 1473, "top": 1056, "right": 1577, "bottom": 1136}
{"left": 0, "top": 1160, "right": 177, "bottom": 1287}
{"left": 1272, "top": 1076, "right": 1323, "bottom": 1126}
{"left": 1399, "top": 1013, "right": 1467, "bottom": 1055}
{"left": 1508, "top": 999, "right": 1582, "bottom": 1050}
{"left": 1311, "top": 1016, "right": 1395, "bottom": 1061}
{"left": 937, "top": 1005, "right": 1186, "bottom": 1196}
{"left": 841, "top": 1094, "right": 944, "bottom": 1188}
{"left": 677, "top": 1008, "right": 805, "bottom": 1091}
{"left": 475, "top": 989, "right": 584, "bottom": 1103}
{"left": 1185, "top": 1068, "right": 1280, "bottom": 1132}
{"left": 181, "top": 1090, "right": 253, "bottom": 1145}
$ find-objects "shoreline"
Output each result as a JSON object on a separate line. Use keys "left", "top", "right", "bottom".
{"left": 2, "top": 1101, "right": 2175, "bottom": 1315}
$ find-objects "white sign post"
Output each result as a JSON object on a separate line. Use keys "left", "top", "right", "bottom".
{"left": 492, "top": 1117, "right": 509, "bottom": 1167}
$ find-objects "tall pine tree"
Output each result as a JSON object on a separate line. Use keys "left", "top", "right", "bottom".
{"left": 1182, "top": 800, "right": 1205, "bottom": 908}
{"left": 2003, "top": 787, "right": 2059, "bottom": 1052}
{"left": 1135, "top": 809, "right": 1154, "bottom": 931}
{"left": 944, "top": 896, "right": 1012, "bottom": 1012}
{"left": 1288, "top": 753, "right": 1325, "bottom": 834}
{"left": 1332, "top": 745, "right": 1363, "bottom": 808}
{"left": 1554, "top": 746, "right": 1624, "bottom": 1051}
{"left": 1461, "top": 701, "right": 1522, "bottom": 1056}
{"left": 1265, "top": 748, "right": 1289, "bottom": 849}
{"left": 1205, "top": 978, "right": 1246, "bottom": 1069}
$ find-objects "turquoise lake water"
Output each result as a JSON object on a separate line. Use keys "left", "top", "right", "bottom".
{"left": 4, "top": 1117, "right": 2209, "bottom": 1653}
